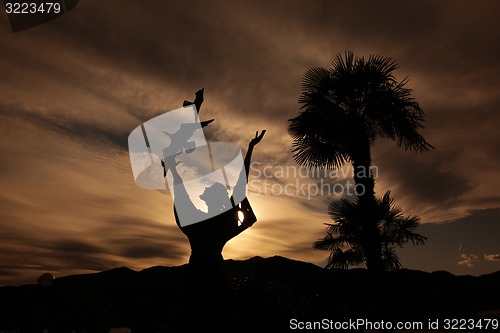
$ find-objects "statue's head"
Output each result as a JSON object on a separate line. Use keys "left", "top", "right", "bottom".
{"left": 199, "top": 182, "right": 229, "bottom": 212}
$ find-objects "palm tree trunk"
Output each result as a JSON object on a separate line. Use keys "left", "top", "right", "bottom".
{"left": 351, "top": 141, "right": 383, "bottom": 272}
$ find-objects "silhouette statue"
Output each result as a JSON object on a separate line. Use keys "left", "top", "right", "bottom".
{"left": 161, "top": 89, "right": 265, "bottom": 270}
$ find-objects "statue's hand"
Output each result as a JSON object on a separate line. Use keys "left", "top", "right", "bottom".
{"left": 249, "top": 130, "right": 266, "bottom": 147}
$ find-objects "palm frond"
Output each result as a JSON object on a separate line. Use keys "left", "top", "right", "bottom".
{"left": 316, "top": 190, "right": 427, "bottom": 270}
{"left": 299, "top": 67, "right": 333, "bottom": 98}
{"left": 327, "top": 197, "right": 359, "bottom": 222}
{"left": 381, "top": 246, "right": 402, "bottom": 271}
{"left": 391, "top": 216, "right": 428, "bottom": 246}
{"left": 325, "top": 248, "right": 365, "bottom": 270}
{"left": 288, "top": 104, "right": 352, "bottom": 169}
{"left": 313, "top": 231, "right": 353, "bottom": 252}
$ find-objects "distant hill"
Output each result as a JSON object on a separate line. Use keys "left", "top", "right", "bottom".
{"left": 0, "top": 256, "right": 499, "bottom": 332}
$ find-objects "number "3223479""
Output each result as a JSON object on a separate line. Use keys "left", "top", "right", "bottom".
{"left": 5, "top": 2, "right": 62, "bottom": 14}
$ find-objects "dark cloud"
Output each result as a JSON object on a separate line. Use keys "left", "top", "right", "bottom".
{"left": 375, "top": 147, "right": 473, "bottom": 205}
{"left": 42, "top": 1, "right": 262, "bottom": 93}
{"left": 53, "top": 239, "right": 105, "bottom": 254}
{"left": 102, "top": 217, "right": 180, "bottom": 237}
{"left": 0, "top": 104, "right": 128, "bottom": 152}
{"left": 39, "top": 239, "right": 119, "bottom": 272}
{"left": 120, "top": 243, "right": 184, "bottom": 260}
{"left": 103, "top": 217, "right": 188, "bottom": 260}
{"left": 0, "top": 269, "right": 17, "bottom": 277}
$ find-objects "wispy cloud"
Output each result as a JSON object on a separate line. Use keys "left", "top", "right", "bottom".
{"left": 484, "top": 254, "right": 500, "bottom": 262}
{"left": 458, "top": 254, "right": 479, "bottom": 268}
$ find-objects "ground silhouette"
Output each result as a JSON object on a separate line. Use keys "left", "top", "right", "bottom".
{"left": 1, "top": 256, "right": 499, "bottom": 332}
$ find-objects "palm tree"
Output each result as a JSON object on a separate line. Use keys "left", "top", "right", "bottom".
{"left": 314, "top": 191, "right": 427, "bottom": 271}
{"left": 288, "top": 51, "right": 433, "bottom": 271}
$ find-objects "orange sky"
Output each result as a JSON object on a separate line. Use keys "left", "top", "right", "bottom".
{"left": 1, "top": 0, "right": 500, "bottom": 286}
